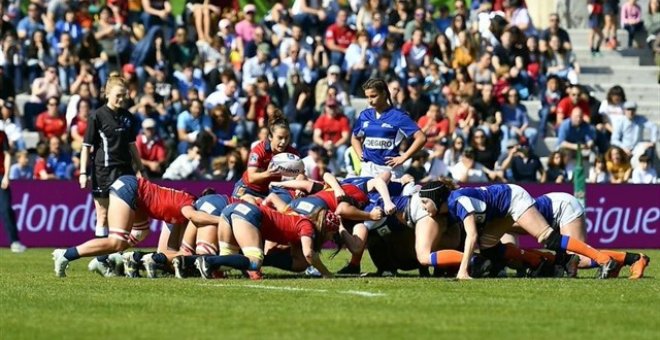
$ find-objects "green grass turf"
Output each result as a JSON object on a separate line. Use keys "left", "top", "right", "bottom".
{"left": 1, "top": 249, "right": 659, "bottom": 340}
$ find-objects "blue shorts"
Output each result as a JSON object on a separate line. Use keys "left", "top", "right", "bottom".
{"left": 271, "top": 187, "right": 294, "bottom": 205}
{"left": 232, "top": 179, "right": 268, "bottom": 199}
{"left": 194, "top": 194, "right": 230, "bottom": 216}
{"left": 289, "top": 196, "right": 328, "bottom": 216}
{"left": 221, "top": 202, "right": 262, "bottom": 229}
{"left": 109, "top": 175, "right": 139, "bottom": 210}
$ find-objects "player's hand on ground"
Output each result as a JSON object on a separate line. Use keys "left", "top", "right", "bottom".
{"left": 456, "top": 272, "right": 473, "bottom": 280}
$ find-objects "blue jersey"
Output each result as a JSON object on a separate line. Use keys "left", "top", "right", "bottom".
{"left": 288, "top": 196, "right": 328, "bottom": 216}
{"left": 352, "top": 107, "right": 420, "bottom": 166}
{"left": 365, "top": 195, "right": 410, "bottom": 231}
{"left": 534, "top": 195, "right": 555, "bottom": 227}
{"left": 340, "top": 176, "right": 405, "bottom": 203}
{"left": 447, "top": 185, "right": 513, "bottom": 226}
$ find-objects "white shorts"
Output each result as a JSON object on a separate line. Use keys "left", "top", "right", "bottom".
{"left": 546, "top": 192, "right": 584, "bottom": 229}
{"left": 360, "top": 161, "right": 404, "bottom": 179}
{"left": 507, "top": 184, "right": 536, "bottom": 221}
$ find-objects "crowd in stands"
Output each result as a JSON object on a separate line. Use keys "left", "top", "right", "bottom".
{"left": 0, "top": 0, "right": 658, "bottom": 184}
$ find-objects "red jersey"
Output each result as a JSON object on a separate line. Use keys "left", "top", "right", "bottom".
{"left": 312, "top": 184, "right": 369, "bottom": 211}
{"left": 556, "top": 98, "right": 591, "bottom": 124}
{"left": 136, "top": 178, "right": 196, "bottom": 224}
{"left": 241, "top": 140, "right": 299, "bottom": 194}
{"left": 135, "top": 134, "right": 167, "bottom": 162}
{"left": 35, "top": 112, "right": 67, "bottom": 139}
{"left": 0, "top": 131, "right": 7, "bottom": 175}
{"left": 259, "top": 206, "right": 315, "bottom": 244}
{"left": 313, "top": 113, "right": 350, "bottom": 144}
{"left": 417, "top": 116, "right": 450, "bottom": 149}
{"left": 325, "top": 24, "right": 355, "bottom": 49}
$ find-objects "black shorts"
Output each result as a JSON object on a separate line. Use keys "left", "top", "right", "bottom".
{"left": 92, "top": 165, "right": 135, "bottom": 198}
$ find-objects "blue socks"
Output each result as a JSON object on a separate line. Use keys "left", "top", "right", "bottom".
{"left": 263, "top": 252, "right": 293, "bottom": 271}
{"left": 64, "top": 248, "right": 80, "bottom": 261}
{"left": 206, "top": 254, "right": 251, "bottom": 271}
{"left": 152, "top": 253, "right": 168, "bottom": 265}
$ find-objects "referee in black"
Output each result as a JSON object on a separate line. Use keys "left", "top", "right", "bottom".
{"left": 79, "top": 75, "right": 144, "bottom": 275}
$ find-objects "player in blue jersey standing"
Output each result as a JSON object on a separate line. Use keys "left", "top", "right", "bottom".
{"left": 351, "top": 78, "right": 426, "bottom": 179}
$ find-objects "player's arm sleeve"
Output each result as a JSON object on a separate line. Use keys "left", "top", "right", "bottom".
{"left": 352, "top": 113, "right": 365, "bottom": 137}
{"left": 397, "top": 113, "right": 421, "bottom": 139}
{"left": 82, "top": 113, "right": 97, "bottom": 147}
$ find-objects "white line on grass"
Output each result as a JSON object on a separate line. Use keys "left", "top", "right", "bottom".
{"left": 200, "top": 283, "right": 386, "bottom": 298}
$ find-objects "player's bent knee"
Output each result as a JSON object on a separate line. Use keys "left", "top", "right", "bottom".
{"left": 128, "top": 228, "right": 150, "bottom": 247}
{"left": 196, "top": 241, "right": 218, "bottom": 255}
{"left": 219, "top": 242, "right": 240, "bottom": 256}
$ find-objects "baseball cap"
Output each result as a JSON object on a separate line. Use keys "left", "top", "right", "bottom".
{"left": 3, "top": 100, "right": 14, "bottom": 110}
{"left": 623, "top": 101, "right": 637, "bottom": 110}
{"left": 142, "top": 118, "right": 156, "bottom": 129}
{"left": 244, "top": 4, "right": 256, "bottom": 13}
{"left": 218, "top": 18, "right": 231, "bottom": 30}
{"left": 328, "top": 65, "right": 341, "bottom": 75}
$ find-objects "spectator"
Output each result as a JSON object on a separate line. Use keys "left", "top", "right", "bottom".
{"left": 162, "top": 142, "right": 202, "bottom": 180}
{"left": 556, "top": 85, "right": 591, "bottom": 126}
{"left": 544, "top": 34, "right": 580, "bottom": 85}
{"left": 605, "top": 146, "right": 632, "bottom": 183}
{"left": 16, "top": 3, "right": 44, "bottom": 40}
{"left": 418, "top": 104, "right": 450, "bottom": 149}
{"left": 35, "top": 97, "right": 67, "bottom": 142}
{"left": 25, "top": 29, "right": 54, "bottom": 85}
{"left": 472, "top": 83, "right": 501, "bottom": 126}
{"left": 538, "top": 75, "right": 563, "bottom": 138}
{"left": 223, "top": 150, "right": 246, "bottom": 181}
{"left": 325, "top": 9, "right": 355, "bottom": 68}
{"left": 449, "top": 148, "right": 496, "bottom": 182}
{"left": 401, "top": 28, "right": 429, "bottom": 68}
{"left": 469, "top": 52, "right": 496, "bottom": 89}
{"left": 284, "top": 72, "right": 315, "bottom": 147}
{"left": 0, "top": 5, "right": 14, "bottom": 39}
{"left": 244, "top": 79, "right": 270, "bottom": 133}
{"left": 78, "top": 32, "right": 109, "bottom": 87}
{"left": 452, "top": 31, "right": 476, "bottom": 69}
{"left": 188, "top": 0, "right": 221, "bottom": 43}
{"left": 539, "top": 13, "right": 572, "bottom": 53}
{"left": 588, "top": 154, "right": 611, "bottom": 183}
{"left": 604, "top": 0, "right": 620, "bottom": 49}
{"left": 313, "top": 98, "right": 350, "bottom": 171}
{"left": 174, "top": 64, "right": 207, "bottom": 100}
{"left": 176, "top": 99, "right": 212, "bottom": 154}
{"left": 169, "top": 26, "right": 200, "bottom": 73}
{"left": 500, "top": 143, "right": 545, "bottom": 183}
{"left": 402, "top": 77, "right": 431, "bottom": 122}
{"left": 404, "top": 6, "right": 438, "bottom": 44}
{"left": 405, "top": 151, "right": 430, "bottom": 183}
{"left": 444, "top": 13, "right": 467, "bottom": 49}
{"left": 135, "top": 118, "right": 167, "bottom": 178}
{"left": 444, "top": 135, "right": 466, "bottom": 168}
{"left": 610, "top": 101, "right": 658, "bottom": 166}
{"left": 357, "top": 0, "right": 384, "bottom": 32}
{"left": 9, "top": 150, "right": 32, "bottom": 180}
{"left": 546, "top": 151, "right": 568, "bottom": 183}
{"left": 556, "top": 107, "right": 596, "bottom": 171}
{"left": 588, "top": 0, "right": 605, "bottom": 56}
{"left": 209, "top": 105, "right": 238, "bottom": 157}
{"left": 279, "top": 24, "right": 311, "bottom": 61}
{"left": 388, "top": 0, "right": 412, "bottom": 45}
{"left": 314, "top": 65, "right": 350, "bottom": 113}
{"left": 366, "top": 12, "right": 389, "bottom": 53}
{"left": 447, "top": 93, "right": 476, "bottom": 138}
{"left": 345, "top": 31, "right": 376, "bottom": 97}
{"left": 30, "top": 65, "right": 62, "bottom": 104}
{"left": 424, "top": 137, "right": 451, "bottom": 180}
{"left": 55, "top": 32, "right": 78, "bottom": 93}
{"left": 630, "top": 155, "right": 658, "bottom": 183}
{"left": 505, "top": 0, "right": 537, "bottom": 37}
{"left": 1, "top": 129, "right": 25, "bottom": 252}
{"left": 644, "top": 0, "right": 660, "bottom": 48}
{"left": 0, "top": 100, "right": 24, "bottom": 151}
{"left": 140, "top": 0, "right": 173, "bottom": 34}
{"left": 46, "top": 137, "right": 74, "bottom": 180}
{"left": 471, "top": 128, "right": 499, "bottom": 170}
{"left": 242, "top": 43, "right": 276, "bottom": 91}
{"left": 69, "top": 99, "right": 91, "bottom": 152}
{"left": 500, "top": 88, "right": 538, "bottom": 152}
{"left": 621, "top": 0, "right": 644, "bottom": 48}
{"left": 278, "top": 41, "right": 315, "bottom": 88}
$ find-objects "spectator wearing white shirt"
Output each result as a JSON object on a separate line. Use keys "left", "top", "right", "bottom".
{"left": 277, "top": 41, "right": 315, "bottom": 88}
{"left": 630, "top": 155, "right": 658, "bottom": 184}
{"left": 344, "top": 31, "right": 375, "bottom": 96}
{"left": 610, "top": 101, "right": 658, "bottom": 167}
{"left": 241, "top": 43, "right": 276, "bottom": 91}
{"left": 449, "top": 148, "right": 497, "bottom": 183}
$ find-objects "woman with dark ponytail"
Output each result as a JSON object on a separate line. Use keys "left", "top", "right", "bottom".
{"left": 351, "top": 78, "right": 427, "bottom": 179}
{"left": 232, "top": 109, "right": 300, "bottom": 201}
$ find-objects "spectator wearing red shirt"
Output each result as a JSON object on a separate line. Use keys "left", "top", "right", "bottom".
{"left": 325, "top": 9, "right": 355, "bottom": 68}
{"left": 313, "top": 98, "right": 350, "bottom": 171}
{"left": 556, "top": 85, "right": 591, "bottom": 127}
{"left": 35, "top": 97, "right": 67, "bottom": 143}
{"left": 33, "top": 142, "right": 54, "bottom": 180}
{"left": 135, "top": 118, "right": 167, "bottom": 178}
{"left": 417, "top": 104, "right": 450, "bottom": 149}
{"left": 70, "top": 99, "right": 91, "bottom": 152}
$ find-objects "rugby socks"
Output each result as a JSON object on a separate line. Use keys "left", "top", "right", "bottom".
{"left": 624, "top": 253, "right": 641, "bottom": 266}
{"left": 263, "top": 252, "right": 293, "bottom": 271}
{"left": 564, "top": 236, "right": 611, "bottom": 265}
{"left": 64, "top": 248, "right": 81, "bottom": 261}
{"left": 349, "top": 253, "right": 363, "bottom": 267}
{"left": 96, "top": 255, "right": 110, "bottom": 263}
{"left": 429, "top": 250, "right": 463, "bottom": 268}
{"left": 95, "top": 226, "right": 109, "bottom": 238}
{"left": 600, "top": 251, "right": 640, "bottom": 266}
{"left": 500, "top": 243, "right": 543, "bottom": 268}
{"left": 132, "top": 251, "right": 144, "bottom": 262}
{"left": 152, "top": 252, "right": 168, "bottom": 265}
{"left": 206, "top": 254, "right": 251, "bottom": 271}
{"left": 182, "top": 255, "right": 199, "bottom": 268}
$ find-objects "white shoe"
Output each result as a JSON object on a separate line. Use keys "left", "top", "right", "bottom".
{"left": 87, "top": 257, "right": 116, "bottom": 277}
{"left": 10, "top": 241, "right": 26, "bottom": 253}
{"left": 304, "top": 266, "right": 322, "bottom": 277}
{"left": 122, "top": 252, "right": 140, "bottom": 278}
{"left": 142, "top": 253, "right": 158, "bottom": 278}
{"left": 108, "top": 252, "right": 125, "bottom": 276}
{"left": 52, "top": 249, "right": 69, "bottom": 277}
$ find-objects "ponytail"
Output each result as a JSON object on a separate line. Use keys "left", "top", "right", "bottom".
{"left": 268, "top": 108, "right": 290, "bottom": 136}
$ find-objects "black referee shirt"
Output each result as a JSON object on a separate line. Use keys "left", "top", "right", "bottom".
{"left": 83, "top": 105, "right": 138, "bottom": 168}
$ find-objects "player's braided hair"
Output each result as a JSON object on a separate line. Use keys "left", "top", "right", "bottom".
{"left": 361, "top": 78, "right": 394, "bottom": 108}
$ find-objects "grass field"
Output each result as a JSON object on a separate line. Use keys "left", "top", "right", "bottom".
{"left": 1, "top": 249, "right": 659, "bottom": 340}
